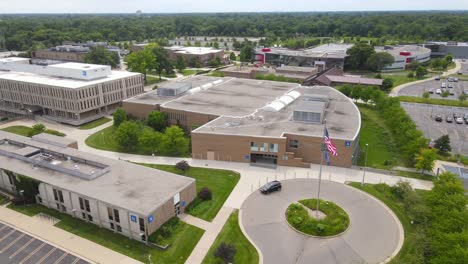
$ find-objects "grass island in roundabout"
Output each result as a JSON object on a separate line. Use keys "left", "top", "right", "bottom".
{"left": 286, "top": 199, "right": 350, "bottom": 237}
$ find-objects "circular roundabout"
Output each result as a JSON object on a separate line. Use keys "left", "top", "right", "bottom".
{"left": 240, "top": 179, "right": 403, "bottom": 264}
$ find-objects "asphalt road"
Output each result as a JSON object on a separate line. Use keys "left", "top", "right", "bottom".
{"left": 401, "top": 102, "right": 468, "bottom": 155}
{"left": 240, "top": 179, "right": 402, "bottom": 264}
{"left": 398, "top": 79, "right": 468, "bottom": 100}
{"left": 0, "top": 222, "right": 89, "bottom": 264}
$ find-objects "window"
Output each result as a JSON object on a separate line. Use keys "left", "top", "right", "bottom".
{"left": 110, "top": 222, "right": 115, "bottom": 230}
{"left": 114, "top": 209, "right": 120, "bottom": 223}
{"left": 269, "top": 143, "right": 279, "bottom": 153}
{"left": 79, "top": 198, "right": 84, "bottom": 210}
{"left": 87, "top": 215, "right": 93, "bottom": 222}
{"left": 82, "top": 212, "right": 86, "bottom": 219}
{"left": 260, "top": 143, "right": 268, "bottom": 152}
{"left": 250, "top": 142, "right": 259, "bottom": 151}
{"left": 139, "top": 217, "right": 145, "bottom": 232}
{"left": 53, "top": 189, "right": 58, "bottom": 201}
{"left": 61, "top": 205, "right": 66, "bottom": 212}
{"left": 107, "top": 207, "right": 113, "bottom": 221}
{"left": 58, "top": 190, "right": 64, "bottom": 203}
{"left": 116, "top": 225, "right": 122, "bottom": 232}
{"left": 289, "top": 140, "right": 299, "bottom": 149}
{"left": 7, "top": 174, "right": 15, "bottom": 185}
{"left": 84, "top": 199, "right": 90, "bottom": 212}
{"left": 56, "top": 203, "right": 60, "bottom": 210}
{"left": 37, "top": 196, "right": 42, "bottom": 204}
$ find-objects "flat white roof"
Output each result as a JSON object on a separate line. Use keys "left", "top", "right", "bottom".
{"left": 166, "top": 46, "right": 223, "bottom": 55}
{"left": 0, "top": 70, "right": 141, "bottom": 89}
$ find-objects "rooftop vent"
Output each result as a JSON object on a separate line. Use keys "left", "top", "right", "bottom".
{"left": 293, "top": 100, "right": 326, "bottom": 123}
{"left": 157, "top": 82, "right": 192, "bottom": 97}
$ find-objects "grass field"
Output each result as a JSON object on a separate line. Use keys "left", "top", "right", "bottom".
{"left": 398, "top": 96, "right": 468, "bottom": 107}
{"left": 1, "top": 126, "right": 65, "bottom": 137}
{"left": 395, "top": 170, "right": 434, "bottom": 181}
{"left": 357, "top": 105, "right": 404, "bottom": 169}
{"left": 141, "top": 164, "right": 240, "bottom": 222}
{"left": 202, "top": 210, "right": 259, "bottom": 264}
{"left": 348, "top": 182, "right": 427, "bottom": 264}
{"left": 79, "top": 117, "right": 111, "bottom": 130}
{"left": 180, "top": 69, "right": 197, "bottom": 76}
{"left": 145, "top": 75, "right": 164, "bottom": 85}
{"left": 8, "top": 204, "right": 204, "bottom": 264}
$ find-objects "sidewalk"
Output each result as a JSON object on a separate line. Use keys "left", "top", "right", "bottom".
{"left": 0, "top": 205, "right": 142, "bottom": 264}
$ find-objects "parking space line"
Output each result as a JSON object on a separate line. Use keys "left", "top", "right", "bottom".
{"left": 0, "top": 225, "right": 7, "bottom": 232}
{"left": 0, "top": 229, "right": 15, "bottom": 243}
{"left": 9, "top": 237, "right": 35, "bottom": 258}
{"left": 19, "top": 242, "right": 45, "bottom": 264}
{"left": 0, "top": 233, "right": 25, "bottom": 253}
{"left": 52, "top": 252, "right": 68, "bottom": 264}
{"left": 70, "top": 257, "right": 80, "bottom": 264}
{"left": 35, "top": 247, "right": 56, "bottom": 264}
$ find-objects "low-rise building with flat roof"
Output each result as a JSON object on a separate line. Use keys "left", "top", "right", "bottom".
{"left": 424, "top": 41, "right": 468, "bottom": 59}
{"left": 123, "top": 76, "right": 361, "bottom": 168}
{"left": 0, "top": 131, "right": 196, "bottom": 241}
{"left": 219, "top": 65, "right": 317, "bottom": 83}
{"left": 255, "top": 44, "right": 353, "bottom": 70}
{"left": 307, "top": 68, "right": 383, "bottom": 87}
{"left": 0, "top": 57, "right": 144, "bottom": 125}
{"left": 375, "top": 45, "right": 431, "bottom": 71}
{"left": 164, "top": 46, "right": 226, "bottom": 66}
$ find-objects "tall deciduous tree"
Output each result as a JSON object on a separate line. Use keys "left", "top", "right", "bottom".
{"left": 149, "top": 45, "right": 174, "bottom": 80}
{"left": 160, "top": 126, "right": 189, "bottom": 155}
{"left": 346, "top": 43, "right": 376, "bottom": 70}
{"left": 139, "top": 128, "right": 163, "bottom": 152}
{"left": 366, "top": 52, "right": 394, "bottom": 72}
{"left": 126, "top": 46, "right": 156, "bottom": 80}
{"left": 84, "top": 47, "right": 120, "bottom": 68}
{"left": 113, "top": 108, "right": 127, "bottom": 127}
{"left": 115, "top": 121, "right": 140, "bottom": 150}
{"left": 146, "top": 111, "right": 167, "bottom": 132}
{"left": 415, "top": 148, "right": 437, "bottom": 174}
{"left": 240, "top": 45, "right": 254, "bottom": 63}
{"left": 175, "top": 56, "right": 186, "bottom": 72}
{"left": 434, "top": 135, "right": 451, "bottom": 154}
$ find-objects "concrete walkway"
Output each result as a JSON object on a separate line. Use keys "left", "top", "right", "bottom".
{"left": 390, "top": 60, "right": 462, "bottom": 97}
{"left": 0, "top": 205, "right": 142, "bottom": 264}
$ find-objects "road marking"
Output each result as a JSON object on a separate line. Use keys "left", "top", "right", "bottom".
{"left": 0, "top": 225, "right": 7, "bottom": 232}
{"left": 52, "top": 252, "right": 67, "bottom": 264}
{"left": 19, "top": 242, "right": 45, "bottom": 264}
{"left": 0, "top": 233, "right": 25, "bottom": 253}
{"left": 0, "top": 229, "right": 15, "bottom": 243}
{"left": 70, "top": 257, "right": 80, "bottom": 264}
{"left": 9, "top": 237, "right": 35, "bottom": 258}
{"left": 35, "top": 247, "right": 56, "bottom": 264}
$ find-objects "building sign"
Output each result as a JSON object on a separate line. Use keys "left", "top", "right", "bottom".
{"left": 148, "top": 215, "right": 154, "bottom": 223}
{"left": 181, "top": 201, "right": 186, "bottom": 207}
{"left": 130, "top": 215, "right": 137, "bottom": 223}
{"left": 244, "top": 155, "right": 250, "bottom": 160}
{"left": 345, "top": 141, "right": 351, "bottom": 148}
{"left": 82, "top": 71, "right": 87, "bottom": 77}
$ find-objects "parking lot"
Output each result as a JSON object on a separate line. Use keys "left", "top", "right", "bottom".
{"left": 401, "top": 102, "right": 468, "bottom": 155}
{"left": 0, "top": 222, "right": 89, "bottom": 264}
{"left": 398, "top": 79, "right": 468, "bottom": 100}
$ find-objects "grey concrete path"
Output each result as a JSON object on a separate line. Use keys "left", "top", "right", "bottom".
{"left": 241, "top": 179, "right": 403, "bottom": 264}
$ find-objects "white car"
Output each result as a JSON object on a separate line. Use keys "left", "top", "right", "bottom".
{"left": 441, "top": 83, "right": 447, "bottom": 88}
{"left": 455, "top": 117, "right": 464, "bottom": 124}
{"left": 436, "top": 89, "right": 442, "bottom": 94}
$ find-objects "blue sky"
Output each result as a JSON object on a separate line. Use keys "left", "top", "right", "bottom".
{"left": 0, "top": 0, "right": 467, "bottom": 13}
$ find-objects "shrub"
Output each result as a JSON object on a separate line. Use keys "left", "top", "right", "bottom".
{"left": 391, "top": 181, "right": 413, "bottom": 200}
{"left": 214, "top": 242, "right": 237, "bottom": 264}
{"left": 198, "top": 187, "right": 212, "bottom": 201}
{"left": 175, "top": 160, "right": 190, "bottom": 172}
{"left": 407, "top": 72, "right": 415, "bottom": 78}
{"left": 28, "top": 123, "right": 45, "bottom": 137}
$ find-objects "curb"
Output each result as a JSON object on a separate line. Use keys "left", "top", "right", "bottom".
{"left": 238, "top": 208, "right": 264, "bottom": 264}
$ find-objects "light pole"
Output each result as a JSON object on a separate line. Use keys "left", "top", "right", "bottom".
{"left": 361, "top": 144, "right": 369, "bottom": 186}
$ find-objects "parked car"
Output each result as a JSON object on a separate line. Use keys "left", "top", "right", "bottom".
{"left": 448, "top": 83, "right": 454, "bottom": 89}
{"left": 435, "top": 114, "right": 443, "bottom": 122}
{"left": 454, "top": 78, "right": 459, "bottom": 82}
{"left": 260, "top": 180, "right": 282, "bottom": 194}
{"left": 436, "top": 89, "right": 442, "bottom": 94}
{"left": 449, "top": 90, "right": 455, "bottom": 95}
{"left": 455, "top": 117, "right": 464, "bottom": 124}
{"left": 428, "top": 89, "right": 434, "bottom": 94}
{"left": 446, "top": 116, "right": 453, "bottom": 123}
{"left": 458, "top": 71, "right": 463, "bottom": 75}
{"left": 447, "top": 77, "right": 454, "bottom": 82}
{"left": 441, "top": 83, "right": 447, "bottom": 88}
{"left": 435, "top": 76, "right": 441, "bottom": 81}
{"left": 453, "top": 113, "right": 461, "bottom": 119}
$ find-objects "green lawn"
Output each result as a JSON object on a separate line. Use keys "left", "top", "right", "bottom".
{"left": 348, "top": 182, "right": 427, "bottom": 264}
{"left": 79, "top": 117, "right": 112, "bottom": 130}
{"left": 85, "top": 126, "right": 154, "bottom": 155}
{"left": 398, "top": 96, "right": 468, "bottom": 107}
{"left": 179, "top": 69, "right": 197, "bottom": 76}
{"left": 145, "top": 75, "right": 164, "bottom": 85}
{"left": 141, "top": 164, "right": 240, "bottom": 222}
{"left": 1, "top": 126, "right": 66, "bottom": 137}
{"left": 0, "top": 193, "right": 8, "bottom": 205}
{"left": 8, "top": 204, "right": 204, "bottom": 264}
{"left": 395, "top": 170, "right": 434, "bottom": 181}
{"left": 358, "top": 105, "right": 404, "bottom": 169}
{"left": 202, "top": 210, "right": 259, "bottom": 264}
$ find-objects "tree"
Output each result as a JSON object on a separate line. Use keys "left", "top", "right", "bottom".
{"left": 415, "top": 148, "right": 437, "bottom": 174}
{"left": 366, "top": 52, "right": 395, "bottom": 72}
{"left": 239, "top": 45, "right": 254, "bottom": 62}
{"left": 208, "top": 57, "right": 221, "bottom": 67}
{"left": 415, "top": 66, "right": 428, "bottom": 79}
{"left": 407, "top": 60, "right": 421, "bottom": 71}
{"left": 84, "top": 47, "right": 120, "bottom": 68}
{"left": 407, "top": 71, "right": 415, "bottom": 78}
{"left": 115, "top": 121, "right": 140, "bottom": 150}
{"left": 150, "top": 45, "right": 174, "bottom": 80}
{"left": 126, "top": 47, "right": 156, "bottom": 79}
{"left": 422, "top": 91, "right": 430, "bottom": 99}
{"left": 28, "top": 123, "right": 45, "bottom": 137}
{"left": 441, "top": 90, "right": 450, "bottom": 98}
{"left": 445, "top": 54, "right": 453, "bottom": 63}
{"left": 175, "top": 56, "right": 186, "bottom": 72}
{"left": 381, "top": 78, "right": 394, "bottom": 92}
{"left": 229, "top": 52, "right": 236, "bottom": 61}
{"left": 113, "top": 107, "right": 127, "bottom": 127}
{"left": 160, "top": 126, "right": 189, "bottom": 155}
{"left": 434, "top": 135, "right": 451, "bottom": 154}
{"left": 146, "top": 111, "right": 167, "bottom": 132}
{"left": 346, "top": 43, "right": 376, "bottom": 70}
{"left": 458, "top": 93, "right": 467, "bottom": 102}
{"left": 214, "top": 242, "right": 237, "bottom": 264}
{"left": 138, "top": 129, "right": 162, "bottom": 152}
{"left": 188, "top": 57, "right": 202, "bottom": 68}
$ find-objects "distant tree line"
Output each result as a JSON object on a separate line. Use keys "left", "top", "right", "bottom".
{"left": 1, "top": 12, "right": 468, "bottom": 51}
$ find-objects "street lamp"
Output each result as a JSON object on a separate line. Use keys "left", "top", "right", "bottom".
{"left": 361, "top": 144, "right": 369, "bottom": 186}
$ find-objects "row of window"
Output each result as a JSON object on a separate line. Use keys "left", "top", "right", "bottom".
{"left": 250, "top": 142, "right": 279, "bottom": 153}
{"left": 167, "top": 112, "right": 187, "bottom": 121}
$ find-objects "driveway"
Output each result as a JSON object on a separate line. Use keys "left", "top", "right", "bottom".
{"left": 241, "top": 179, "right": 403, "bottom": 264}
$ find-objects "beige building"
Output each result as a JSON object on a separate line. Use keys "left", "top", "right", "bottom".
{"left": 219, "top": 65, "right": 317, "bottom": 84}
{"left": 0, "top": 57, "right": 144, "bottom": 125}
{"left": 123, "top": 76, "right": 361, "bottom": 168}
{"left": 0, "top": 131, "right": 196, "bottom": 242}
{"left": 164, "top": 46, "right": 225, "bottom": 66}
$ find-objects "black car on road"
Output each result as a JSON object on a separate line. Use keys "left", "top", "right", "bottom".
{"left": 260, "top": 181, "right": 282, "bottom": 194}
{"left": 435, "top": 115, "right": 443, "bottom": 122}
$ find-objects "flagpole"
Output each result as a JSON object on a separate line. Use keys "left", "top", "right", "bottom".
{"left": 316, "top": 123, "right": 326, "bottom": 217}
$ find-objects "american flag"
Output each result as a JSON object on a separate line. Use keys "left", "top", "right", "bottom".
{"left": 324, "top": 128, "right": 338, "bottom": 157}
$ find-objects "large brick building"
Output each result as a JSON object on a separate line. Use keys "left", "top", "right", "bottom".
{"left": 123, "top": 76, "right": 361, "bottom": 168}
{"left": 0, "top": 131, "right": 196, "bottom": 242}
{"left": 0, "top": 57, "right": 144, "bottom": 125}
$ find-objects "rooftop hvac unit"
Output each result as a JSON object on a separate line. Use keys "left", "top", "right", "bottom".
{"left": 293, "top": 101, "right": 326, "bottom": 124}
{"left": 157, "top": 82, "right": 192, "bottom": 97}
